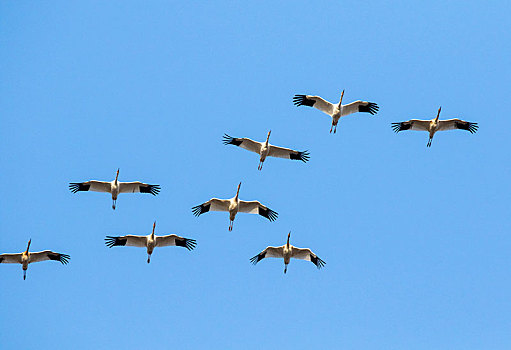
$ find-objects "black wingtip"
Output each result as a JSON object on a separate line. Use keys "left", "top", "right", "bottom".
{"left": 292, "top": 94, "right": 314, "bottom": 107}
{"left": 185, "top": 238, "right": 197, "bottom": 251}
{"left": 60, "top": 254, "right": 71, "bottom": 265}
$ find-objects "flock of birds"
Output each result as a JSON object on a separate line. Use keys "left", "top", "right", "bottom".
{"left": 1, "top": 91, "right": 479, "bottom": 278}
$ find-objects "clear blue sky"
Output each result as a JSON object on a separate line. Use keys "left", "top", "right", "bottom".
{"left": 1, "top": 1, "right": 510, "bottom": 349}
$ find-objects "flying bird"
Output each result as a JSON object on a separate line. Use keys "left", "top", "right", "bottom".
{"left": 293, "top": 90, "right": 379, "bottom": 133}
{"left": 69, "top": 169, "right": 160, "bottom": 209}
{"left": 192, "top": 182, "right": 278, "bottom": 231}
{"left": 250, "top": 232, "right": 325, "bottom": 274}
{"left": 0, "top": 239, "right": 70, "bottom": 280}
{"left": 391, "top": 107, "right": 479, "bottom": 147}
{"left": 223, "top": 131, "right": 309, "bottom": 170}
{"left": 105, "top": 221, "right": 196, "bottom": 263}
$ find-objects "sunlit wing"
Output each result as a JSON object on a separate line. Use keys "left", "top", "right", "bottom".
{"left": 438, "top": 119, "right": 479, "bottom": 133}
{"left": 293, "top": 95, "right": 335, "bottom": 116}
{"left": 341, "top": 100, "right": 379, "bottom": 116}
{"left": 69, "top": 180, "right": 111, "bottom": 193}
{"left": 156, "top": 234, "right": 197, "bottom": 251}
{"left": 238, "top": 200, "right": 278, "bottom": 221}
{"left": 391, "top": 119, "right": 430, "bottom": 132}
{"left": 250, "top": 246, "right": 284, "bottom": 265}
{"left": 0, "top": 253, "right": 22, "bottom": 264}
{"left": 105, "top": 235, "right": 147, "bottom": 248}
{"left": 119, "top": 182, "right": 161, "bottom": 195}
{"left": 192, "top": 198, "right": 231, "bottom": 216}
{"left": 222, "top": 134, "right": 262, "bottom": 154}
{"left": 268, "top": 145, "right": 310, "bottom": 162}
{"left": 29, "top": 251, "right": 70, "bottom": 265}
{"left": 291, "top": 247, "right": 326, "bottom": 269}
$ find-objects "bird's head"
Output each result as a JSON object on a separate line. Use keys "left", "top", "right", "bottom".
{"left": 266, "top": 130, "right": 271, "bottom": 142}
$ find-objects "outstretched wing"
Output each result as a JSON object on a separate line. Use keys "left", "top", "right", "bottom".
{"left": 341, "top": 101, "right": 379, "bottom": 116}
{"left": 192, "top": 198, "right": 231, "bottom": 216}
{"left": 291, "top": 247, "right": 325, "bottom": 269}
{"left": 156, "top": 234, "right": 197, "bottom": 251}
{"left": 238, "top": 200, "right": 278, "bottom": 222}
{"left": 222, "top": 134, "right": 262, "bottom": 154}
{"left": 105, "top": 235, "right": 147, "bottom": 248}
{"left": 293, "top": 95, "right": 335, "bottom": 116}
{"left": 391, "top": 119, "right": 430, "bottom": 133}
{"left": 250, "top": 246, "right": 284, "bottom": 265}
{"left": 0, "top": 253, "right": 22, "bottom": 264}
{"left": 438, "top": 119, "right": 479, "bottom": 133}
{"left": 268, "top": 145, "right": 310, "bottom": 162}
{"left": 29, "top": 251, "right": 70, "bottom": 265}
{"left": 69, "top": 181, "right": 111, "bottom": 193}
{"left": 119, "top": 182, "right": 161, "bottom": 195}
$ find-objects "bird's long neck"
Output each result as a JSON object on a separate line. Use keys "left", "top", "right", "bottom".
{"left": 434, "top": 107, "right": 441, "bottom": 123}
{"left": 286, "top": 233, "right": 290, "bottom": 248}
{"left": 151, "top": 222, "right": 156, "bottom": 239}
{"left": 235, "top": 184, "right": 241, "bottom": 201}
{"left": 25, "top": 240, "right": 31, "bottom": 254}
{"left": 338, "top": 90, "right": 345, "bottom": 109}
{"left": 114, "top": 169, "right": 119, "bottom": 185}
{"left": 265, "top": 131, "right": 271, "bottom": 146}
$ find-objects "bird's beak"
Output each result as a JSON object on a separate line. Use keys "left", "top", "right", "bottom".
{"left": 268, "top": 130, "right": 271, "bottom": 138}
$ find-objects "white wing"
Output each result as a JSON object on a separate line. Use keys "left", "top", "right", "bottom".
{"left": 155, "top": 234, "right": 197, "bottom": 250}
{"left": 192, "top": 198, "right": 231, "bottom": 216}
{"left": 0, "top": 253, "right": 22, "bottom": 264}
{"left": 250, "top": 246, "right": 284, "bottom": 265}
{"left": 222, "top": 135, "right": 262, "bottom": 154}
{"left": 341, "top": 100, "right": 379, "bottom": 116}
{"left": 438, "top": 119, "right": 479, "bottom": 133}
{"left": 293, "top": 95, "right": 335, "bottom": 116}
{"left": 391, "top": 119, "right": 431, "bottom": 133}
{"left": 268, "top": 145, "right": 310, "bottom": 162}
{"left": 291, "top": 247, "right": 326, "bottom": 269}
{"left": 105, "top": 235, "right": 147, "bottom": 248}
{"left": 119, "top": 182, "right": 161, "bottom": 195}
{"left": 69, "top": 180, "right": 111, "bottom": 193}
{"left": 29, "top": 251, "right": 70, "bottom": 264}
{"left": 238, "top": 200, "right": 278, "bottom": 221}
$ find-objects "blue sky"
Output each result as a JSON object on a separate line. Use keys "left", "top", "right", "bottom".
{"left": 1, "top": 1, "right": 510, "bottom": 349}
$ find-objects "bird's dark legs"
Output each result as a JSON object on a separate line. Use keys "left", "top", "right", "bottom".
{"left": 330, "top": 123, "right": 333, "bottom": 133}
{"left": 112, "top": 199, "right": 117, "bottom": 210}
{"left": 427, "top": 138, "right": 432, "bottom": 147}
{"left": 23, "top": 269, "right": 27, "bottom": 280}
{"left": 334, "top": 124, "right": 338, "bottom": 134}
{"left": 147, "top": 255, "right": 151, "bottom": 263}
{"left": 284, "top": 265, "right": 288, "bottom": 274}
{"left": 229, "top": 221, "right": 233, "bottom": 231}
{"left": 258, "top": 162, "right": 263, "bottom": 171}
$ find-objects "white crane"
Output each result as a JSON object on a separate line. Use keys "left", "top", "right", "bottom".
{"left": 69, "top": 169, "right": 160, "bottom": 209}
{"left": 105, "top": 221, "right": 196, "bottom": 263}
{"left": 192, "top": 182, "right": 278, "bottom": 231}
{"left": 293, "top": 90, "right": 379, "bottom": 133}
{"left": 223, "top": 131, "right": 310, "bottom": 170}
{"left": 392, "top": 107, "right": 479, "bottom": 147}
{"left": 0, "top": 239, "right": 70, "bottom": 280}
{"left": 250, "top": 232, "right": 325, "bottom": 273}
